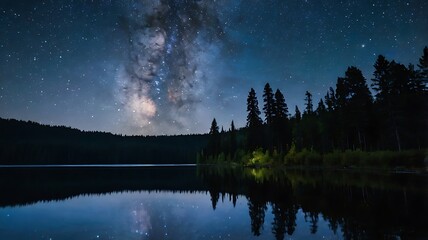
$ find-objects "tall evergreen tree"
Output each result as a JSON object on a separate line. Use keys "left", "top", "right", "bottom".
{"left": 273, "top": 89, "right": 291, "bottom": 151}
{"left": 372, "top": 55, "right": 391, "bottom": 101}
{"left": 246, "top": 88, "right": 263, "bottom": 149}
{"left": 207, "top": 118, "right": 220, "bottom": 157}
{"left": 273, "top": 89, "right": 288, "bottom": 121}
{"left": 247, "top": 88, "right": 263, "bottom": 128}
{"left": 316, "top": 99, "right": 326, "bottom": 115}
{"left": 209, "top": 118, "right": 219, "bottom": 135}
{"left": 294, "top": 106, "right": 301, "bottom": 122}
{"left": 263, "top": 83, "right": 275, "bottom": 125}
{"left": 335, "top": 66, "right": 373, "bottom": 150}
{"left": 230, "top": 120, "right": 237, "bottom": 156}
{"left": 324, "top": 87, "right": 336, "bottom": 112}
{"left": 417, "top": 46, "right": 428, "bottom": 83}
{"left": 292, "top": 106, "right": 303, "bottom": 149}
{"left": 304, "top": 91, "right": 313, "bottom": 115}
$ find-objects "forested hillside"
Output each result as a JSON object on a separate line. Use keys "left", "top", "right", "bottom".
{"left": 0, "top": 118, "right": 208, "bottom": 165}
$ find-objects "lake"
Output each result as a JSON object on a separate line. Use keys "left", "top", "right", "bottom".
{"left": 0, "top": 166, "right": 426, "bottom": 239}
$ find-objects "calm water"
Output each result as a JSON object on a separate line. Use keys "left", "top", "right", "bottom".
{"left": 0, "top": 166, "right": 426, "bottom": 239}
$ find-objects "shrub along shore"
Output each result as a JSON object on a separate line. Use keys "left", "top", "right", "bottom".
{"left": 199, "top": 148, "right": 427, "bottom": 170}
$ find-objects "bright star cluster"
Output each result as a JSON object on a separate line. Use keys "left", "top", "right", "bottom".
{"left": 0, "top": 0, "right": 427, "bottom": 135}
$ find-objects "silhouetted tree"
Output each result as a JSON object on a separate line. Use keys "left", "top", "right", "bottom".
{"left": 209, "top": 118, "right": 219, "bottom": 134}
{"left": 294, "top": 106, "right": 301, "bottom": 122}
{"left": 230, "top": 120, "right": 237, "bottom": 156}
{"left": 417, "top": 46, "right": 428, "bottom": 82}
{"left": 291, "top": 106, "right": 303, "bottom": 149}
{"left": 274, "top": 89, "right": 288, "bottom": 122}
{"left": 372, "top": 55, "right": 391, "bottom": 101}
{"left": 316, "top": 99, "right": 326, "bottom": 116}
{"left": 304, "top": 91, "right": 313, "bottom": 115}
{"left": 207, "top": 118, "right": 220, "bottom": 156}
{"left": 246, "top": 88, "right": 263, "bottom": 128}
{"left": 246, "top": 88, "right": 263, "bottom": 149}
{"left": 335, "top": 66, "right": 372, "bottom": 150}
{"left": 263, "top": 83, "right": 275, "bottom": 125}
{"left": 324, "top": 87, "right": 336, "bottom": 112}
{"left": 273, "top": 89, "right": 291, "bottom": 151}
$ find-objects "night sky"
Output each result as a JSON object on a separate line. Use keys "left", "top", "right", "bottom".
{"left": 1, "top": 0, "right": 427, "bottom": 135}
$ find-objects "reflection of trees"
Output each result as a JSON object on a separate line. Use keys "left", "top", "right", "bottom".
{"left": 199, "top": 166, "right": 427, "bottom": 239}
{"left": 271, "top": 201, "right": 298, "bottom": 240}
{"left": 271, "top": 204, "right": 286, "bottom": 240}
{"left": 209, "top": 189, "right": 220, "bottom": 210}
{"left": 305, "top": 212, "right": 319, "bottom": 234}
{"left": 285, "top": 205, "right": 298, "bottom": 236}
{"left": 247, "top": 197, "right": 267, "bottom": 236}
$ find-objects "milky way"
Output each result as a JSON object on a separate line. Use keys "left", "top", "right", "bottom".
{"left": 116, "top": 0, "right": 230, "bottom": 134}
{"left": 0, "top": 0, "right": 427, "bottom": 135}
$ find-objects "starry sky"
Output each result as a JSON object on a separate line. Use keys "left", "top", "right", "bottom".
{"left": 0, "top": 0, "right": 427, "bottom": 135}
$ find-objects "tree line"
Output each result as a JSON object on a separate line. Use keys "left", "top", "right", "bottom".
{"left": 201, "top": 47, "right": 427, "bottom": 165}
{"left": 0, "top": 118, "right": 208, "bottom": 164}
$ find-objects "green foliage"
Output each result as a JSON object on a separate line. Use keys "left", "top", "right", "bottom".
{"left": 284, "top": 143, "right": 297, "bottom": 165}
{"left": 248, "top": 148, "right": 271, "bottom": 166}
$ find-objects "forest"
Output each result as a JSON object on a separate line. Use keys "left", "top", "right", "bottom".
{"left": 200, "top": 47, "right": 428, "bottom": 168}
{"left": 0, "top": 118, "right": 208, "bottom": 164}
{"left": 1, "top": 47, "right": 426, "bottom": 167}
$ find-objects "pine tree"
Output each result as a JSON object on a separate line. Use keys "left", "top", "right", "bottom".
{"left": 246, "top": 88, "right": 263, "bottom": 128}
{"left": 207, "top": 118, "right": 220, "bottom": 157}
{"left": 230, "top": 120, "right": 237, "bottom": 156}
{"left": 263, "top": 83, "right": 275, "bottom": 125}
{"left": 231, "top": 120, "right": 236, "bottom": 132}
{"left": 417, "top": 46, "right": 428, "bottom": 83}
{"left": 273, "top": 89, "right": 290, "bottom": 151}
{"left": 274, "top": 89, "right": 288, "bottom": 122}
{"left": 294, "top": 106, "right": 301, "bottom": 122}
{"left": 372, "top": 55, "right": 391, "bottom": 102}
{"left": 335, "top": 66, "right": 373, "bottom": 150}
{"left": 324, "top": 87, "right": 335, "bottom": 112}
{"left": 209, "top": 118, "right": 219, "bottom": 135}
{"left": 316, "top": 99, "right": 326, "bottom": 115}
{"left": 304, "top": 91, "right": 313, "bottom": 115}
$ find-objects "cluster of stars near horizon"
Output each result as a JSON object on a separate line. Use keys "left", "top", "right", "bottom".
{"left": 0, "top": 0, "right": 427, "bottom": 135}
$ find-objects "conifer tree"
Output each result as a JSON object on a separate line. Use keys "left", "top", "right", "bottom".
{"left": 246, "top": 88, "right": 263, "bottom": 128}
{"left": 274, "top": 89, "right": 288, "bottom": 122}
{"left": 304, "top": 91, "right": 313, "bottom": 115}
{"left": 209, "top": 118, "right": 219, "bottom": 134}
{"left": 417, "top": 46, "right": 428, "bottom": 83}
{"left": 316, "top": 99, "right": 326, "bottom": 115}
{"left": 324, "top": 87, "right": 335, "bottom": 112}
{"left": 230, "top": 120, "right": 237, "bottom": 156}
{"left": 263, "top": 83, "right": 275, "bottom": 125}
{"left": 294, "top": 106, "right": 301, "bottom": 122}
{"left": 372, "top": 55, "right": 391, "bottom": 102}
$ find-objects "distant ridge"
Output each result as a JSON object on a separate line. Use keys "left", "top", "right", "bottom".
{"left": 0, "top": 118, "right": 209, "bottom": 165}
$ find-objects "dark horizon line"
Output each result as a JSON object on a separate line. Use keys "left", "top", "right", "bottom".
{"left": 0, "top": 117, "right": 212, "bottom": 138}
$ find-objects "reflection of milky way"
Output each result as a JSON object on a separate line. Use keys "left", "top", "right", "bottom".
{"left": 117, "top": 0, "right": 227, "bottom": 134}
{"left": 131, "top": 203, "right": 152, "bottom": 236}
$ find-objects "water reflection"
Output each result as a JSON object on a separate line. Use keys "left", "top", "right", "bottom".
{"left": 0, "top": 166, "right": 426, "bottom": 239}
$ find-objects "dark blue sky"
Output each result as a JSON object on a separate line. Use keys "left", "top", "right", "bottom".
{"left": 0, "top": 0, "right": 427, "bottom": 135}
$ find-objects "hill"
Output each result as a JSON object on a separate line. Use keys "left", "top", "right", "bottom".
{"left": 0, "top": 118, "right": 209, "bottom": 165}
